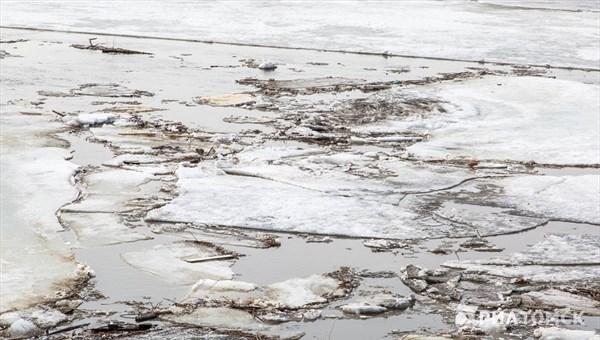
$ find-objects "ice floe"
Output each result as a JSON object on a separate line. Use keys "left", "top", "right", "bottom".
{"left": 444, "top": 233, "right": 600, "bottom": 282}
{"left": 340, "top": 294, "right": 414, "bottom": 315}
{"left": 188, "top": 272, "right": 349, "bottom": 313}
{"left": 147, "top": 155, "right": 549, "bottom": 238}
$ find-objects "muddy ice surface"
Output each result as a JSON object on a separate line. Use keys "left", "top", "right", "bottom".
{"left": 0, "top": 29, "right": 598, "bottom": 339}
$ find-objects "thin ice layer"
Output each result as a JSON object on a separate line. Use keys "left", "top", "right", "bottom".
{"left": 121, "top": 241, "right": 234, "bottom": 285}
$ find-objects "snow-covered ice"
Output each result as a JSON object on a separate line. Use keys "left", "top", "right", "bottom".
{"left": 404, "top": 76, "right": 600, "bottom": 165}
{"left": 146, "top": 164, "right": 423, "bottom": 238}
{"left": 69, "top": 113, "right": 118, "bottom": 126}
{"left": 495, "top": 175, "right": 600, "bottom": 224}
{"left": 340, "top": 294, "right": 414, "bottom": 315}
{"left": 2, "top": 1, "right": 598, "bottom": 68}
{"left": 1, "top": 106, "right": 83, "bottom": 312}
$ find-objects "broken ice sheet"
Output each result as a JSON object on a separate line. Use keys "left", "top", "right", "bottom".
{"left": 453, "top": 174, "right": 600, "bottom": 225}
{"left": 444, "top": 233, "right": 600, "bottom": 282}
{"left": 121, "top": 241, "right": 234, "bottom": 285}
{"left": 147, "top": 145, "right": 519, "bottom": 238}
{"left": 395, "top": 76, "right": 600, "bottom": 165}
{"left": 496, "top": 175, "right": 600, "bottom": 224}
{"left": 146, "top": 164, "right": 429, "bottom": 238}
{"left": 432, "top": 206, "right": 547, "bottom": 237}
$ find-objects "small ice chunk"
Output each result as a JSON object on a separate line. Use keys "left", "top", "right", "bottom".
{"left": 341, "top": 294, "right": 414, "bottom": 315}
{"left": 0, "top": 312, "right": 20, "bottom": 326}
{"left": 363, "top": 239, "right": 406, "bottom": 249}
{"left": 341, "top": 303, "right": 388, "bottom": 315}
{"left": 191, "top": 279, "right": 257, "bottom": 293}
{"left": 258, "top": 61, "right": 277, "bottom": 70}
{"left": 211, "top": 134, "right": 240, "bottom": 144}
{"left": 71, "top": 113, "right": 118, "bottom": 126}
{"left": 8, "top": 319, "right": 39, "bottom": 337}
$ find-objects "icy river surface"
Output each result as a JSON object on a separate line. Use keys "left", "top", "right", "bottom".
{"left": 0, "top": 3, "right": 599, "bottom": 339}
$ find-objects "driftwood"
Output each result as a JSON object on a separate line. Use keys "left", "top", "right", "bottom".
{"left": 46, "top": 323, "right": 90, "bottom": 336}
{"left": 0, "top": 39, "right": 29, "bottom": 43}
{"left": 184, "top": 254, "right": 236, "bottom": 263}
{"left": 134, "top": 312, "right": 159, "bottom": 322}
{"left": 91, "top": 323, "right": 153, "bottom": 333}
{"left": 71, "top": 38, "right": 152, "bottom": 55}
{"left": 52, "top": 110, "right": 66, "bottom": 117}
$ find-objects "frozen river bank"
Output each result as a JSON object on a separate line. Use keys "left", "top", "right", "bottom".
{"left": 0, "top": 27, "right": 599, "bottom": 339}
